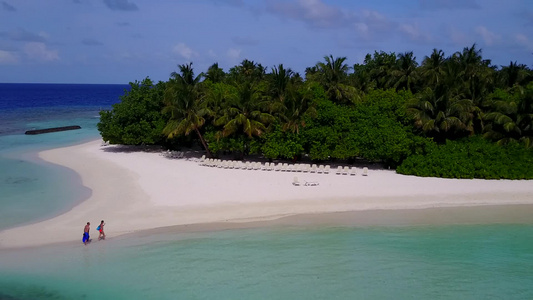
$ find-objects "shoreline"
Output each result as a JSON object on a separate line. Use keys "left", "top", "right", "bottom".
{"left": 125, "top": 203, "right": 533, "bottom": 238}
{"left": 1, "top": 139, "right": 532, "bottom": 249}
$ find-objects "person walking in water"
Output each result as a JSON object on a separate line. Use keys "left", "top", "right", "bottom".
{"left": 98, "top": 220, "right": 106, "bottom": 240}
{"left": 83, "top": 222, "right": 90, "bottom": 245}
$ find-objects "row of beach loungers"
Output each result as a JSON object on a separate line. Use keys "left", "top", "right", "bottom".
{"left": 163, "top": 150, "right": 187, "bottom": 159}
{"left": 198, "top": 156, "right": 368, "bottom": 176}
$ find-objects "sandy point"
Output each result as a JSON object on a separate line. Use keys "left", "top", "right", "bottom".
{"left": 1, "top": 139, "right": 532, "bottom": 249}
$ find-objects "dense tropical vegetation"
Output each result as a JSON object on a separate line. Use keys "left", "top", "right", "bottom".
{"left": 98, "top": 44, "right": 533, "bottom": 179}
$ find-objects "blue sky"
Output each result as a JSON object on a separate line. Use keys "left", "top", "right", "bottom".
{"left": 1, "top": 0, "right": 532, "bottom": 84}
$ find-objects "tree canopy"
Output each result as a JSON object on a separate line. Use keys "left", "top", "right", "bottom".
{"left": 98, "top": 45, "right": 533, "bottom": 179}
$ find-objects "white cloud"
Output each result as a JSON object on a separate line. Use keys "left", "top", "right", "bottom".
{"left": 266, "top": 0, "right": 346, "bottom": 28}
{"left": 515, "top": 33, "right": 533, "bottom": 50}
{"left": 172, "top": 43, "right": 198, "bottom": 60}
{"left": 0, "top": 50, "right": 18, "bottom": 64}
{"left": 103, "top": 0, "right": 139, "bottom": 11}
{"left": 227, "top": 48, "right": 241, "bottom": 61}
{"left": 266, "top": 1, "right": 394, "bottom": 41}
{"left": 354, "top": 22, "right": 369, "bottom": 36}
{"left": 208, "top": 49, "right": 217, "bottom": 59}
{"left": 399, "top": 23, "right": 431, "bottom": 42}
{"left": 232, "top": 36, "right": 259, "bottom": 46}
{"left": 420, "top": 0, "right": 480, "bottom": 10}
{"left": 475, "top": 26, "right": 500, "bottom": 46}
{"left": 448, "top": 27, "right": 471, "bottom": 46}
{"left": 23, "top": 42, "right": 59, "bottom": 62}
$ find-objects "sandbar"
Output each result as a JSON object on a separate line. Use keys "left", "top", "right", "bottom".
{"left": 1, "top": 139, "right": 532, "bottom": 249}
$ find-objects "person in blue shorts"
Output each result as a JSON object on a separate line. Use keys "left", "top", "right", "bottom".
{"left": 83, "top": 222, "right": 90, "bottom": 245}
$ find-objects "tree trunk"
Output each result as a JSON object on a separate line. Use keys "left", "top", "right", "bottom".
{"left": 195, "top": 127, "right": 213, "bottom": 158}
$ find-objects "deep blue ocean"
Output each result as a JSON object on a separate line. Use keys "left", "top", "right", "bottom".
{"left": 0, "top": 83, "right": 532, "bottom": 299}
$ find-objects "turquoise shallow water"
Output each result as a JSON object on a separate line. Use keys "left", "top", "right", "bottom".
{"left": 0, "top": 83, "right": 126, "bottom": 229}
{"left": 0, "top": 119, "right": 97, "bottom": 229}
{"left": 1, "top": 224, "right": 532, "bottom": 299}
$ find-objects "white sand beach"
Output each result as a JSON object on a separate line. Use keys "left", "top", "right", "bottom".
{"left": 1, "top": 139, "right": 532, "bottom": 249}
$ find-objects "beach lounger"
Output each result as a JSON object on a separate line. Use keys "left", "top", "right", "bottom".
{"left": 304, "top": 181, "right": 319, "bottom": 186}
{"left": 198, "top": 155, "right": 206, "bottom": 165}
{"left": 324, "top": 165, "right": 330, "bottom": 174}
{"left": 282, "top": 163, "right": 288, "bottom": 172}
{"left": 336, "top": 166, "right": 342, "bottom": 175}
{"left": 254, "top": 162, "right": 261, "bottom": 170}
{"left": 274, "top": 163, "right": 281, "bottom": 171}
{"left": 362, "top": 167, "right": 369, "bottom": 176}
{"left": 350, "top": 167, "right": 357, "bottom": 176}
{"left": 317, "top": 165, "right": 324, "bottom": 174}
{"left": 343, "top": 166, "right": 349, "bottom": 175}
{"left": 292, "top": 176, "right": 301, "bottom": 186}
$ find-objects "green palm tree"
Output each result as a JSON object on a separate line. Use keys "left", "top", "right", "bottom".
{"left": 215, "top": 80, "right": 274, "bottom": 138}
{"left": 163, "top": 63, "right": 213, "bottom": 157}
{"left": 228, "top": 59, "right": 266, "bottom": 84}
{"left": 452, "top": 44, "right": 494, "bottom": 105}
{"left": 484, "top": 84, "right": 533, "bottom": 147}
{"left": 391, "top": 51, "right": 418, "bottom": 92}
{"left": 408, "top": 84, "right": 476, "bottom": 142}
{"left": 263, "top": 64, "right": 316, "bottom": 134}
{"left": 420, "top": 49, "right": 446, "bottom": 87}
{"left": 498, "top": 61, "right": 530, "bottom": 89}
{"left": 205, "top": 62, "right": 226, "bottom": 83}
{"left": 280, "top": 83, "right": 318, "bottom": 134}
{"left": 364, "top": 51, "right": 397, "bottom": 90}
{"left": 268, "top": 64, "right": 294, "bottom": 102}
{"left": 316, "top": 55, "right": 357, "bottom": 104}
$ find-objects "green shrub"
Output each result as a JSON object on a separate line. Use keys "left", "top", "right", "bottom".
{"left": 98, "top": 78, "right": 167, "bottom": 145}
{"left": 397, "top": 137, "right": 533, "bottom": 179}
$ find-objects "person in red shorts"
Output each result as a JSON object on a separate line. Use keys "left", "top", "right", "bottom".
{"left": 98, "top": 220, "right": 106, "bottom": 240}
